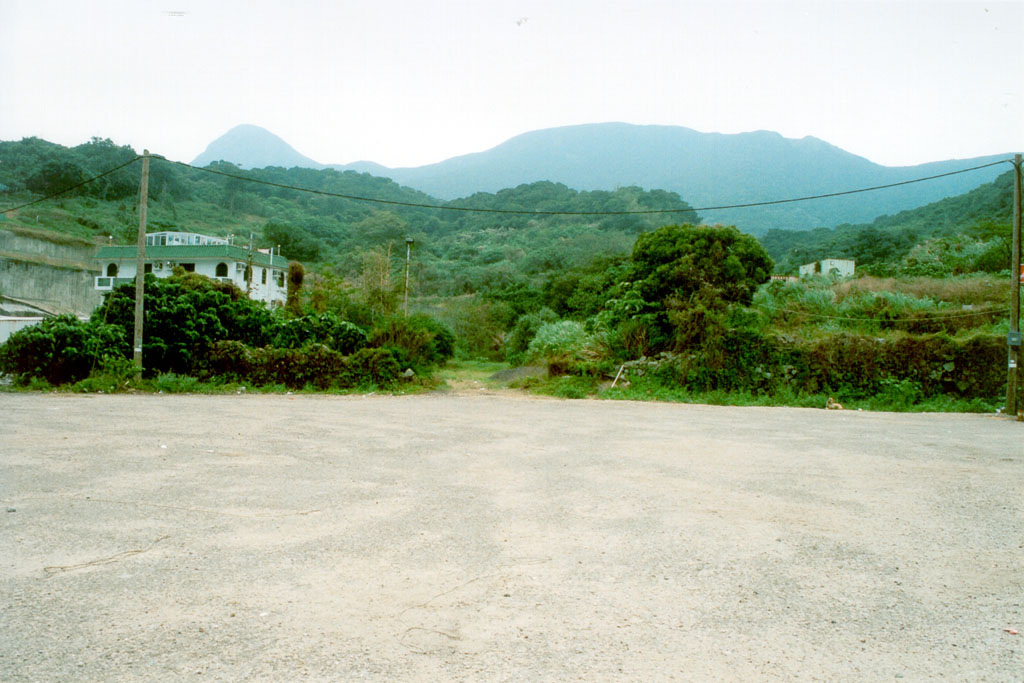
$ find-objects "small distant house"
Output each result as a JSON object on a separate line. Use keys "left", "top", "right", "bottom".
{"left": 94, "top": 231, "right": 288, "bottom": 306}
{"left": 799, "top": 258, "right": 855, "bottom": 279}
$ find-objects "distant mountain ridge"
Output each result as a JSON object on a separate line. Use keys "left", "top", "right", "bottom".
{"left": 192, "top": 124, "right": 324, "bottom": 170}
{"left": 193, "top": 123, "right": 1012, "bottom": 234}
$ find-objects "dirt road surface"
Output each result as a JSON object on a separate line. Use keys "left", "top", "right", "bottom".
{"left": 2, "top": 391, "right": 1022, "bottom": 681}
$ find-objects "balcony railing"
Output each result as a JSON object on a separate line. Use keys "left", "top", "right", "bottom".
{"left": 94, "top": 276, "right": 134, "bottom": 290}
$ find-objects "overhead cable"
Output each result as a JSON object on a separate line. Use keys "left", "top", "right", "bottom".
{"left": 1, "top": 155, "right": 1012, "bottom": 218}
{"left": 160, "top": 157, "right": 1012, "bottom": 216}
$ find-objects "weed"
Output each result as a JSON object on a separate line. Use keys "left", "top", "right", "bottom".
{"left": 151, "top": 373, "right": 202, "bottom": 394}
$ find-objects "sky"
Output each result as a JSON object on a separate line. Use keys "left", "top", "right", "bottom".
{"left": 1, "top": 0, "right": 1021, "bottom": 169}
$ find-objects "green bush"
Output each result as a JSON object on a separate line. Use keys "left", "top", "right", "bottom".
{"left": 874, "top": 378, "right": 924, "bottom": 410}
{"left": 198, "top": 340, "right": 256, "bottom": 383}
{"left": 269, "top": 312, "right": 368, "bottom": 354}
{"left": 152, "top": 372, "right": 203, "bottom": 393}
{"left": 368, "top": 314, "right": 455, "bottom": 371}
{"left": 526, "top": 320, "right": 592, "bottom": 373}
{"left": 505, "top": 308, "right": 558, "bottom": 364}
{"left": 200, "top": 340, "right": 402, "bottom": 389}
{"left": 0, "top": 315, "right": 127, "bottom": 385}
{"left": 344, "top": 347, "right": 402, "bottom": 387}
{"left": 652, "top": 330, "right": 1006, "bottom": 402}
{"left": 548, "top": 374, "right": 600, "bottom": 399}
{"left": 94, "top": 273, "right": 274, "bottom": 376}
{"left": 69, "top": 357, "right": 136, "bottom": 393}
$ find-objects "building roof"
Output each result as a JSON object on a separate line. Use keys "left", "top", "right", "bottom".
{"left": 95, "top": 244, "right": 288, "bottom": 268}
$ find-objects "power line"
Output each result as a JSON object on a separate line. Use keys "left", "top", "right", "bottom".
{"left": 164, "top": 158, "right": 683, "bottom": 215}
{"left": 0, "top": 157, "right": 141, "bottom": 213}
{"left": 159, "top": 157, "right": 1012, "bottom": 216}
{"left": 1, "top": 154, "right": 1012, "bottom": 218}
{"left": 692, "top": 160, "right": 1012, "bottom": 212}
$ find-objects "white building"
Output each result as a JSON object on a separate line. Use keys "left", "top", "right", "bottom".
{"left": 94, "top": 232, "right": 289, "bottom": 306}
{"left": 799, "top": 258, "right": 856, "bottom": 279}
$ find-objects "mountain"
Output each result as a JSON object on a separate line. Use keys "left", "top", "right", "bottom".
{"left": 192, "top": 124, "right": 324, "bottom": 170}
{"left": 196, "top": 123, "right": 1012, "bottom": 235}
{"left": 343, "top": 123, "right": 1009, "bottom": 234}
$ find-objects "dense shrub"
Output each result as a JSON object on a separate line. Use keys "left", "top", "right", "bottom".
{"left": 527, "top": 320, "right": 592, "bottom": 373}
{"left": 344, "top": 347, "right": 402, "bottom": 387}
{"left": 94, "top": 274, "right": 274, "bottom": 376}
{"left": 269, "top": 312, "right": 368, "bottom": 354}
{"left": 505, "top": 308, "right": 558, "bottom": 364}
{"left": 0, "top": 315, "right": 127, "bottom": 385}
{"left": 643, "top": 330, "right": 1005, "bottom": 400}
{"left": 368, "top": 314, "right": 455, "bottom": 371}
{"left": 201, "top": 340, "right": 401, "bottom": 389}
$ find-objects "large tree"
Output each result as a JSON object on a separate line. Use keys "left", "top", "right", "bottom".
{"left": 25, "top": 160, "right": 88, "bottom": 197}
{"left": 630, "top": 224, "right": 773, "bottom": 307}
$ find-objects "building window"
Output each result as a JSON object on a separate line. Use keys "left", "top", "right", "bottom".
{"left": 244, "top": 265, "right": 252, "bottom": 282}
{"left": 275, "top": 270, "right": 284, "bottom": 287}
{"left": 181, "top": 263, "right": 195, "bottom": 272}
{"left": 106, "top": 263, "right": 118, "bottom": 277}
{"left": 215, "top": 262, "right": 228, "bottom": 277}
{"left": 261, "top": 268, "right": 267, "bottom": 284}
{"left": 144, "top": 263, "right": 153, "bottom": 274}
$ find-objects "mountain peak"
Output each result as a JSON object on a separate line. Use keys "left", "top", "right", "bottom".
{"left": 191, "top": 124, "right": 323, "bottom": 170}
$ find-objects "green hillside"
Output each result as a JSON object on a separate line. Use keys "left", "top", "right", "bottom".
{"left": 2, "top": 136, "right": 1015, "bottom": 289}
{"left": 761, "top": 169, "right": 1016, "bottom": 276}
{"left": 0, "top": 137, "right": 697, "bottom": 297}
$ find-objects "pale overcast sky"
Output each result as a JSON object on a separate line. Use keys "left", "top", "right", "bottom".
{"left": 1, "top": 0, "right": 1021, "bottom": 168}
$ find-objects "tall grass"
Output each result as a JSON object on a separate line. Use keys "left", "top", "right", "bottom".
{"left": 754, "top": 275, "right": 1008, "bottom": 336}
{"left": 522, "top": 374, "right": 1000, "bottom": 413}
{"left": 833, "top": 274, "right": 1009, "bottom": 305}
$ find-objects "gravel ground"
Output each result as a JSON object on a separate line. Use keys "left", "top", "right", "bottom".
{"left": 1, "top": 391, "right": 1022, "bottom": 681}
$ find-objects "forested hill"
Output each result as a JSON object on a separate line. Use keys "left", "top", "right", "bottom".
{"left": 0, "top": 136, "right": 697, "bottom": 296}
{"left": 761, "top": 169, "right": 1017, "bottom": 276}
{"left": 3, "top": 134, "right": 1013, "bottom": 289}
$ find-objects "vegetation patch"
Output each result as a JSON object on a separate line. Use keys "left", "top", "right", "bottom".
{"left": 1, "top": 138, "right": 1018, "bottom": 411}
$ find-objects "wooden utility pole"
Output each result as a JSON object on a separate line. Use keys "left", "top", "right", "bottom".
{"left": 404, "top": 237, "right": 413, "bottom": 317}
{"left": 132, "top": 150, "right": 150, "bottom": 383}
{"left": 245, "top": 233, "right": 255, "bottom": 296}
{"left": 1007, "top": 154, "right": 1022, "bottom": 415}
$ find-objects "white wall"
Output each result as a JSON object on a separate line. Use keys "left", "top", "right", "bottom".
{"left": 97, "top": 258, "right": 285, "bottom": 306}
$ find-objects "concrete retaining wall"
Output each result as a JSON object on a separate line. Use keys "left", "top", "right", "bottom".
{"left": 0, "top": 229, "right": 103, "bottom": 315}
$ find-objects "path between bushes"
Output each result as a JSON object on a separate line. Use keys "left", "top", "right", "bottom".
{"left": 2, "top": 393, "right": 1021, "bottom": 681}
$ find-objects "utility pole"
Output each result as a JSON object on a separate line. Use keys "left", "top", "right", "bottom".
{"left": 132, "top": 150, "right": 150, "bottom": 383}
{"left": 1007, "top": 153, "right": 1022, "bottom": 415}
{"left": 404, "top": 237, "right": 414, "bottom": 317}
{"left": 246, "top": 233, "right": 254, "bottom": 297}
